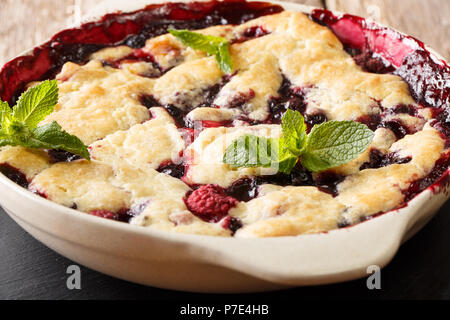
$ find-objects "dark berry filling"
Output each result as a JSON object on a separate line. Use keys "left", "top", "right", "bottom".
{"left": 358, "top": 213, "right": 383, "bottom": 223}
{"left": 387, "top": 104, "right": 418, "bottom": 116}
{"left": 48, "top": 150, "right": 81, "bottom": 163}
{"left": 197, "top": 76, "right": 232, "bottom": 108}
{"left": 304, "top": 112, "right": 328, "bottom": 130}
{"left": 314, "top": 172, "right": 345, "bottom": 197}
{"left": 124, "top": 33, "right": 148, "bottom": 49}
{"left": 379, "top": 119, "right": 410, "bottom": 140}
{"left": 395, "top": 50, "right": 450, "bottom": 110}
{"left": 139, "top": 94, "right": 160, "bottom": 109}
{"left": 226, "top": 178, "right": 259, "bottom": 202}
{"left": 164, "top": 104, "right": 187, "bottom": 128}
{"left": 267, "top": 76, "right": 309, "bottom": 124}
{"left": 157, "top": 161, "right": 186, "bottom": 179}
{"left": 225, "top": 168, "right": 342, "bottom": 200}
{"left": 90, "top": 210, "right": 121, "bottom": 220}
{"left": 224, "top": 164, "right": 342, "bottom": 202}
{"left": 356, "top": 114, "right": 381, "bottom": 131}
{"left": 103, "top": 49, "right": 162, "bottom": 77}
{"left": 0, "top": 164, "right": 29, "bottom": 188}
{"left": 360, "top": 149, "right": 412, "bottom": 170}
{"left": 89, "top": 209, "right": 135, "bottom": 223}
{"left": 140, "top": 76, "right": 232, "bottom": 128}
{"left": 48, "top": 43, "right": 106, "bottom": 77}
{"left": 347, "top": 48, "right": 395, "bottom": 74}
{"left": 430, "top": 109, "right": 450, "bottom": 147}
{"left": 140, "top": 94, "right": 190, "bottom": 128}
{"left": 356, "top": 105, "right": 419, "bottom": 140}
{"left": 226, "top": 89, "right": 256, "bottom": 110}
{"left": 337, "top": 218, "right": 351, "bottom": 229}
{"left": 125, "top": 49, "right": 156, "bottom": 64}
{"left": 233, "top": 25, "right": 270, "bottom": 43}
{"left": 89, "top": 202, "right": 147, "bottom": 223}
{"left": 221, "top": 216, "right": 243, "bottom": 234}
{"left": 403, "top": 152, "right": 450, "bottom": 201}
{"left": 260, "top": 165, "right": 315, "bottom": 188}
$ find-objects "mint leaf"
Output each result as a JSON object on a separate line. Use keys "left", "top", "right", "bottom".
{"left": 0, "top": 135, "right": 20, "bottom": 147}
{"left": 168, "top": 29, "right": 221, "bottom": 54}
{"left": 277, "top": 140, "right": 300, "bottom": 174}
{"left": 223, "top": 134, "right": 300, "bottom": 173}
{"left": 281, "top": 109, "right": 307, "bottom": 155}
{"left": 169, "top": 29, "right": 233, "bottom": 73}
{"left": 0, "top": 100, "right": 12, "bottom": 130}
{"left": 301, "top": 120, "right": 374, "bottom": 172}
{"left": 222, "top": 110, "right": 374, "bottom": 174}
{"left": 31, "top": 121, "right": 90, "bottom": 160}
{"left": 13, "top": 80, "right": 58, "bottom": 129}
{"left": 0, "top": 81, "right": 90, "bottom": 160}
{"left": 223, "top": 135, "right": 282, "bottom": 169}
{"left": 0, "top": 121, "right": 90, "bottom": 160}
{"left": 217, "top": 42, "right": 232, "bottom": 74}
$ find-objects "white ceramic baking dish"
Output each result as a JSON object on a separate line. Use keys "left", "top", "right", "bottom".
{"left": 0, "top": 0, "right": 449, "bottom": 293}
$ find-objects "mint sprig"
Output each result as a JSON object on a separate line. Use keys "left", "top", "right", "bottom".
{"left": 223, "top": 109, "right": 374, "bottom": 173}
{"left": 0, "top": 80, "right": 90, "bottom": 160}
{"left": 300, "top": 120, "right": 374, "bottom": 172}
{"left": 224, "top": 135, "right": 277, "bottom": 169}
{"left": 168, "top": 29, "right": 233, "bottom": 74}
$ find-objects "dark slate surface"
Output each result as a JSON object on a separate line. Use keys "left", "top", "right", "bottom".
{"left": 1, "top": 200, "right": 449, "bottom": 300}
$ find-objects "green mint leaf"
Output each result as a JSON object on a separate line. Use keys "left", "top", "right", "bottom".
{"left": 217, "top": 42, "right": 232, "bottom": 74}
{"left": 0, "top": 100, "right": 12, "bottom": 131}
{"left": 301, "top": 120, "right": 374, "bottom": 172}
{"left": 222, "top": 110, "right": 374, "bottom": 174}
{"left": 13, "top": 80, "right": 58, "bottom": 129}
{"left": 168, "top": 29, "right": 219, "bottom": 54}
{"left": 0, "top": 81, "right": 90, "bottom": 160}
{"left": 0, "top": 121, "right": 90, "bottom": 161}
{"left": 281, "top": 109, "right": 307, "bottom": 155}
{"left": 0, "top": 116, "right": 32, "bottom": 140}
{"left": 260, "top": 109, "right": 305, "bottom": 173}
{"left": 0, "top": 120, "right": 34, "bottom": 147}
{"left": 277, "top": 139, "right": 300, "bottom": 174}
{"left": 0, "top": 135, "right": 21, "bottom": 148}
{"left": 223, "top": 135, "right": 278, "bottom": 169}
{"left": 223, "top": 134, "right": 299, "bottom": 173}
{"left": 169, "top": 29, "right": 233, "bottom": 73}
{"left": 31, "top": 121, "right": 90, "bottom": 160}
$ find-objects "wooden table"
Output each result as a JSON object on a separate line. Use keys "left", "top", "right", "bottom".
{"left": 0, "top": 0, "right": 450, "bottom": 300}
{"left": 1, "top": 0, "right": 449, "bottom": 65}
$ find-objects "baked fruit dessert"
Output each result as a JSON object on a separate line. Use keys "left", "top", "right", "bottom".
{"left": 0, "top": 0, "right": 448, "bottom": 238}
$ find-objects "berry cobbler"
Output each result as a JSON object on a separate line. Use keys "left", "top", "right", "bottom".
{"left": 0, "top": 1, "right": 448, "bottom": 238}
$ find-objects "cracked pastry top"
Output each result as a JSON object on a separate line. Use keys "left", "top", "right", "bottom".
{"left": 0, "top": 1, "right": 449, "bottom": 238}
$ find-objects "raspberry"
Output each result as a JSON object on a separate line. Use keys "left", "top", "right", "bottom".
{"left": 90, "top": 210, "right": 119, "bottom": 220}
{"left": 185, "top": 185, "right": 238, "bottom": 223}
